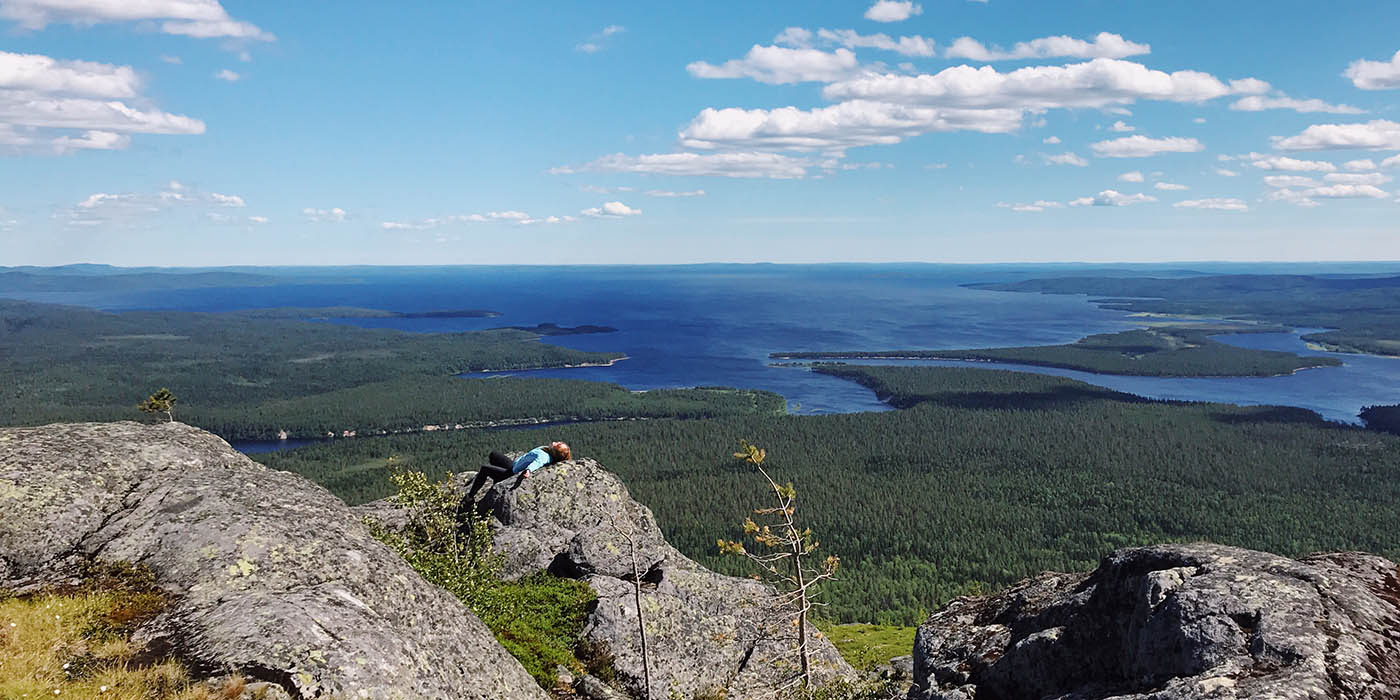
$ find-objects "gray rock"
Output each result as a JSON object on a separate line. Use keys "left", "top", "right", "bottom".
{"left": 908, "top": 543, "right": 1400, "bottom": 700}
{"left": 361, "top": 455, "right": 857, "bottom": 699}
{"left": 0, "top": 421, "right": 549, "bottom": 700}
{"left": 575, "top": 673, "right": 630, "bottom": 700}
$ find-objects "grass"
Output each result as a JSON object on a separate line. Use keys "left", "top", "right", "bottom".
{"left": 475, "top": 573, "right": 598, "bottom": 688}
{"left": 0, "top": 564, "right": 261, "bottom": 700}
{"left": 815, "top": 623, "right": 917, "bottom": 671}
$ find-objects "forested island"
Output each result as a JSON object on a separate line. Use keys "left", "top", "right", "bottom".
{"left": 773, "top": 325, "right": 1340, "bottom": 377}
{"left": 490, "top": 322, "right": 618, "bottom": 335}
{"left": 970, "top": 274, "right": 1400, "bottom": 357}
{"left": 230, "top": 306, "right": 502, "bottom": 320}
{"left": 255, "top": 364, "right": 1400, "bottom": 625}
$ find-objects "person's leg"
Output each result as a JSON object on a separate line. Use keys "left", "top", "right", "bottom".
{"left": 489, "top": 451, "right": 514, "bottom": 470}
{"left": 465, "top": 463, "right": 512, "bottom": 502}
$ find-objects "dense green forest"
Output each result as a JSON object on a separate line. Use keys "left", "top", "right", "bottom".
{"left": 0, "top": 299, "right": 620, "bottom": 429}
{"left": 773, "top": 325, "right": 1338, "bottom": 377}
{"left": 1361, "top": 405, "right": 1400, "bottom": 436}
{"left": 255, "top": 366, "right": 1400, "bottom": 625}
{"left": 972, "top": 274, "right": 1400, "bottom": 356}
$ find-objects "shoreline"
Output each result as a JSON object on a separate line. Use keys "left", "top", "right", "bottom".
{"left": 769, "top": 354, "right": 1338, "bottom": 380}
{"left": 467, "top": 355, "right": 630, "bottom": 374}
{"left": 231, "top": 414, "right": 651, "bottom": 448}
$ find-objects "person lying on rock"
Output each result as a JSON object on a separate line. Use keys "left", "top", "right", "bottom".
{"left": 463, "top": 441, "right": 572, "bottom": 503}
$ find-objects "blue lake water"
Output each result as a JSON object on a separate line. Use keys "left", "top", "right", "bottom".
{"left": 16, "top": 263, "right": 1400, "bottom": 427}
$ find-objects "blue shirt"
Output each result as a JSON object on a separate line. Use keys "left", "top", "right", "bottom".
{"left": 512, "top": 447, "right": 552, "bottom": 474}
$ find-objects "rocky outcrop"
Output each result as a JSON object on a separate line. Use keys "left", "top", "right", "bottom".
{"left": 361, "top": 456, "right": 856, "bottom": 699}
{"left": 909, "top": 543, "right": 1400, "bottom": 700}
{"left": 0, "top": 421, "right": 548, "bottom": 700}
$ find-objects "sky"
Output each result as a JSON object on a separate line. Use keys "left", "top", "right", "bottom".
{"left": 1, "top": 0, "right": 1399, "bottom": 266}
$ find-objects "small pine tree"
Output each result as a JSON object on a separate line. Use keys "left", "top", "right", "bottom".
{"left": 138, "top": 388, "right": 177, "bottom": 422}
{"left": 720, "top": 441, "right": 840, "bottom": 694}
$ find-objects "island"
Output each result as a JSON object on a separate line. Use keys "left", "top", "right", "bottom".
{"left": 229, "top": 306, "right": 501, "bottom": 319}
{"left": 771, "top": 325, "right": 1341, "bottom": 377}
{"left": 490, "top": 322, "right": 618, "bottom": 336}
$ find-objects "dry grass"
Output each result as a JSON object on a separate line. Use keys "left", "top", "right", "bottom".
{"left": 0, "top": 578, "right": 253, "bottom": 700}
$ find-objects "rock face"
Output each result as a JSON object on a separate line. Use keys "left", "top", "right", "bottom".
{"left": 909, "top": 543, "right": 1400, "bottom": 700}
{"left": 361, "top": 456, "right": 855, "bottom": 700}
{"left": 0, "top": 422, "right": 548, "bottom": 700}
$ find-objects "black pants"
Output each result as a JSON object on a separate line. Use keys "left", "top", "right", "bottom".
{"left": 465, "top": 451, "right": 514, "bottom": 502}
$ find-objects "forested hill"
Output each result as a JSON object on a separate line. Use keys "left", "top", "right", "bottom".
{"left": 970, "top": 274, "right": 1400, "bottom": 356}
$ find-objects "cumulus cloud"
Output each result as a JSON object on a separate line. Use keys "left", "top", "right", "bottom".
{"left": 552, "top": 151, "right": 814, "bottom": 179}
{"left": 644, "top": 189, "right": 705, "bottom": 197}
{"left": 1175, "top": 198, "right": 1248, "bottom": 211}
{"left": 1268, "top": 182, "right": 1391, "bottom": 207}
{"left": 303, "top": 207, "right": 347, "bottom": 222}
{"left": 1214, "top": 168, "right": 1239, "bottom": 177}
{"left": 1230, "top": 95, "right": 1363, "bottom": 115}
{"left": 1109, "top": 120, "right": 1135, "bottom": 132}
{"left": 0, "top": 50, "right": 203, "bottom": 155}
{"left": 577, "top": 24, "right": 625, "bottom": 53}
{"left": 381, "top": 210, "right": 580, "bottom": 230}
{"left": 1090, "top": 135, "right": 1203, "bottom": 158}
{"left": 1042, "top": 135, "right": 1061, "bottom": 144}
{"left": 62, "top": 182, "right": 245, "bottom": 226}
{"left": 582, "top": 201, "right": 642, "bottom": 218}
{"left": 0, "top": 0, "right": 274, "bottom": 41}
{"left": 1273, "top": 120, "right": 1400, "bottom": 151}
{"left": 677, "top": 101, "right": 1023, "bottom": 152}
{"left": 1263, "top": 175, "right": 1320, "bottom": 188}
{"left": 687, "top": 45, "right": 861, "bottom": 84}
{"left": 1344, "top": 159, "right": 1378, "bottom": 171}
{"left": 1344, "top": 50, "right": 1400, "bottom": 90}
{"left": 944, "top": 32, "right": 1149, "bottom": 61}
{"left": 213, "top": 69, "right": 240, "bottom": 82}
{"left": 864, "top": 1, "right": 921, "bottom": 23}
{"left": 1068, "top": 189, "right": 1156, "bottom": 207}
{"left": 1154, "top": 182, "right": 1189, "bottom": 191}
{"left": 209, "top": 192, "right": 244, "bottom": 207}
{"left": 1041, "top": 152, "right": 1087, "bottom": 166}
{"left": 1323, "top": 172, "right": 1392, "bottom": 186}
{"left": 1118, "top": 171, "right": 1145, "bottom": 182}
{"left": 1245, "top": 154, "right": 1337, "bottom": 172}
{"left": 1383, "top": 154, "right": 1400, "bottom": 169}
{"left": 812, "top": 28, "right": 935, "bottom": 57}
{"left": 823, "top": 59, "right": 1249, "bottom": 111}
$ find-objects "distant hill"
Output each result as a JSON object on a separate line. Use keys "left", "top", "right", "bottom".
{"left": 0, "top": 269, "right": 281, "bottom": 292}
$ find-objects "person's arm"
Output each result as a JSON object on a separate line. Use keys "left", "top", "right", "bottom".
{"left": 509, "top": 450, "right": 548, "bottom": 489}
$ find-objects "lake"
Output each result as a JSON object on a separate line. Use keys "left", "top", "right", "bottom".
{"left": 17, "top": 263, "right": 1399, "bottom": 430}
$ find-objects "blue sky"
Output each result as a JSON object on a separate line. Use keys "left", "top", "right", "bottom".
{"left": 1, "top": 0, "right": 1398, "bottom": 265}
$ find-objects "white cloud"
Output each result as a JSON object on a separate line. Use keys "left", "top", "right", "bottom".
{"left": 1154, "top": 182, "right": 1188, "bottom": 191}
{"left": 1268, "top": 182, "right": 1391, "bottom": 207}
{"left": 1245, "top": 154, "right": 1337, "bottom": 172}
{"left": 1344, "top": 159, "right": 1378, "bottom": 171}
{"left": 1229, "top": 95, "right": 1364, "bottom": 115}
{"left": 382, "top": 210, "right": 580, "bottom": 230}
{"left": 997, "top": 200, "right": 1065, "bottom": 212}
{"left": 577, "top": 24, "right": 625, "bottom": 53}
{"left": 678, "top": 100, "right": 1023, "bottom": 152}
{"left": 1109, "top": 120, "right": 1135, "bottom": 132}
{"left": 1214, "top": 168, "right": 1239, "bottom": 177}
{"left": 160, "top": 54, "right": 182, "bottom": 64}
{"left": 213, "top": 69, "right": 240, "bottom": 82}
{"left": 1193, "top": 117, "right": 1207, "bottom": 124}
{"left": 925, "top": 162, "right": 948, "bottom": 169}
{"left": 864, "top": 1, "right": 921, "bottom": 23}
{"left": 1118, "top": 170, "right": 1145, "bottom": 182}
{"left": 644, "top": 189, "right": 705, "bottom": 197}
{"left": 51, "top": 129, "right": 127, "bottom": 152}
{"left": 304, "top": 207, "right": 347, "bottom": 222}
{"left": 1323, "top": 172, "right": 1392, "bottom": 186}
{"left": 248, "top": 215, "right": 268, "bottom": 224}
{"left": 1091, "top": 135, "right": 1203, "bottom": 158}
{"left": 687, "top": 45, "right": 861, "bottom": 84}
{"left": 944, "top": 32, "right": 1150, "bottom": 61}
{"left": 1274, "top": 120, "right": 1400, "bottom": 151}
{"left": 0, "top": 0, "right": 273, "bottom": 41}
{"left": 1042, "top": 135, "right": 1061, "bottom": 144}
{"left": 1041, "top": 152, "right": 1087, "bottom": 166}
{"left": 552, "top": 151, "right": 814, "bottom": 179}
{"left": 582, "top": 201, "right": 642, "bottom": 218}
{"left": 0, "top": 51, "right": 203, "bottom": 155}
{"left": 1263, "top": 175, "right": 1320, "bottom": 188}
{"left": 1175, "top": 198, "right": 1248, "bottom": 211}
{"left": 1344, "top": 50, "right": 1400, "bottom": 90}
{"left": 814, "top": 28, "right": 935, "bottom": 57}
{"left": 1383, "top": 154, "right": 1400, "bottom": 169}
{"left": 209, "top": 192, "right": 244, "bottom": 207}
{"left": 824, "top": 59, "right": 1246, "bottom": 111}
{"left": 1068, "top": 189, "right": 1156, "bottom": 207}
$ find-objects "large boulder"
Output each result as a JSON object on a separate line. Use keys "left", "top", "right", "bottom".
{"left": 909, "top": 543, "right": 1400, "bottom": 700}
{"left": 0, "top": 422, "right": 549, "bottom": 700}
{"left": 360, "top": 456, "right": 856, "bottom": 699}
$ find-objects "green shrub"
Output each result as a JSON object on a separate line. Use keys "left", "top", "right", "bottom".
{"left": 364, "top": 466, "right": 600, "bottom": 688}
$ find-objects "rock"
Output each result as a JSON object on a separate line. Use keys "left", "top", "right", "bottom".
{"left": 360, "top": 455, "right": 857, "bottom": 699}
{"left": 0, "top": 422, "right": 549, "bottom": 700}
{"left": 574, "top": 673, "right": 630, "bottom": 700}
{"left": 908, "top": 543, "right": 1400, "bottom": 700}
